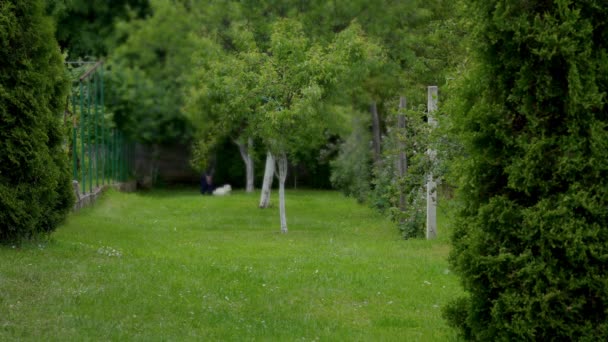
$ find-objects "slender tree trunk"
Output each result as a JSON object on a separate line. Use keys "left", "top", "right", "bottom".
{"left": 371, "top": 101, "right": 382, "bottom": 165}
{"left": 426, "top": 86, "right": 438, "bottom": 239}
{"left": 259, "top": 151, "right": 274, "bottom": 208}
{"left": 246, "top": 138, "right": 254, "bottom": 192}
{"left": 397, "top": 96, "right": 407, "bottom": 214}
{"left": 277, "top": 152, "right": 288, "bottom": 233}
{"left": 236, "top": 137, "right": 255, "bottom": 193}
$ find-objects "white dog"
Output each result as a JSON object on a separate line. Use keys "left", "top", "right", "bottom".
{"left": 212, "top": 184, "right": 232, "bottom": 196}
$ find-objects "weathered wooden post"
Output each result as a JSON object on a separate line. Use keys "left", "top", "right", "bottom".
{"left": 426, "top": 86, "right": 438, "bottom": 239}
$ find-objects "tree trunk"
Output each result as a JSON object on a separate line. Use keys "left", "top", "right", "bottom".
{"left": 426, "top": 86, "right": 438, "bottom": 239}
{"left": 277, "top": 152, "right": 288, "bottom": 233}
{"left": 371, "top": 101, "right": 382, "bottom": 165}
{"left": 236, "top": 137, "right": 255, "bottom": 193}
{"left": 397, "top": 96, "right": 407, "bottom": 214}
{"left": 259, "top": 151, "right": 274, "bottom": 208}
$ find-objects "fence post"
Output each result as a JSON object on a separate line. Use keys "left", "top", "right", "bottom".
{"left": 93, "top": 71, "right": 99, "bottom": 188}
{"left": 79, "top": 81, "right": 86, "bottom": 194}
{"left": 426, "top": 86, "right": 438, "bottom": 239}
{"left": 72, "top": 93, "right": 78, "bottom": 181}
{"left": 87, "top": 78, "right": 93, "bottom": 193}
{"left": 110, "top": 129, "right": 114, "bottom": 183}
{"left": 101, "top": 64, "right": 105, "bottom": 186}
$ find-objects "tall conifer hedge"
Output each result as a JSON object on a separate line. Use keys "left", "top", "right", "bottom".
{"left": 0, "top": 0, "right": 73, "bottom": 242}
{"left": 445, "top": 0, "right": 608, "bottom": 339}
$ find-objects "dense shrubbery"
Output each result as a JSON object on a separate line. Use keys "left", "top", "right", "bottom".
{"left": 330, "top": 116, "right": 373, "bottom": 203}
{"left": 445, "top": 0, "right": 608, "bottom": 339}
{"left": 370, "top": 104, "right": 431, "bottom": 239}
{"left": 0, "top": 0, "right": 73, "bottom": 242}
{"left": 331, "top": 102, "right": 433, "bottom": 239}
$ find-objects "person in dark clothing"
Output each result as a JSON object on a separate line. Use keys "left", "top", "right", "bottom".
{"left": 200, "top": 172, "right": 214, "bottom": 195}
{"left": 200, "top": 155, "right": 217, "bottom": 195}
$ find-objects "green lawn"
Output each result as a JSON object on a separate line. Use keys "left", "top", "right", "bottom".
{"left": 0, "top": 189, "right": 462, "bottom": 341}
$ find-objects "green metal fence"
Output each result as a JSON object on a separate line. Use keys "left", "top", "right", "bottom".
{"left": 67, "top": 61, "right": 132, "bottom": 194}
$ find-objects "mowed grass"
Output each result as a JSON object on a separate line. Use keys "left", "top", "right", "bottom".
{"left": 0, "top": 188, "right": 462, "bottom": 341}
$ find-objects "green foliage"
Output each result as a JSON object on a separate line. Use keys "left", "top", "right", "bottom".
{"left": 368, "top": 104, "right": 431, "bottom": 239}
{"left": 299, "top": 0, "right": 460, "bottom": 103}
{"left": 107, "top": 0, "right": 198, "bottom": 145}
{"left": 316, "top": 0, "right": 466, "bottom": 236}
{"left": 255, "top": 19, "right": 386, "bottom": 160}
{"left": 446, "top": 0, "right": 608, "bottom": 339}
{"left": 256, "top": 18, "right": 328, "bottom": 156}
{"left": 330, "top": 114, "right": 372, "bottom": 203}
{"left": 0, "top": 0, "right": 73, "bottom": 242}
{"left": 185, "top": 30, "right": 260, "bottom": 171}
{"left": 46, "top": 0, "right": 150, "bottom": 59}
{"left": 52, "top": 0, "right": 464, "bottom": 192}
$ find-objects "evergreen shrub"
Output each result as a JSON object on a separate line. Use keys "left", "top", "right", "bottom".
{"left": 445, "top": 0, "right": 608, "bottom": 339}
{"left": 0, "top": 0, "right": 73, "bottom": 242}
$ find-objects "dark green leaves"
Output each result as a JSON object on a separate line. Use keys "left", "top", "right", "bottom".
{"left": 446, "top": 0, "right": 608, "bottom": 339}
{"left": 0, "top": 0, "right": 73, "bottom": 242}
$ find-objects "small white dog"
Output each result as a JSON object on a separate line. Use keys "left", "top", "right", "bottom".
{"left": 213, "top": 184, "right": 232, "bottom": 196}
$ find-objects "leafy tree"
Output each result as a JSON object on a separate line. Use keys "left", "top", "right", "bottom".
{"left": 253, "top": 19, "right": 383, "bottom": 232}
{"left": 445, "top": 0, "right": 608, "bottom": 339}
{"left": 292, "top": 0, "right": 464, "bottom": 222}
{"left": 107, "top": 0, "right": 198, "bottom": 145}
{"left": 45, "top": 0, "right": 150, "bottom": 59}
{"left": 186, "top": 28, "right": 262, "bottom": 192}
{"left": 255, "top": 19, "right": 327, "bottom": 231}
{"left": 0, "top": 0, "right": 73, "bottom": 242}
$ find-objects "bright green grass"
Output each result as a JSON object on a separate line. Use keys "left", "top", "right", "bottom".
{"left": 0, "top": 189, "right": 462, "bottom": 341}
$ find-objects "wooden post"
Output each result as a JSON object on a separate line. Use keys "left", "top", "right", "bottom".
{"left": 397, "top": 96, "right": 407, "bottom": 213}
{"left": 426, "top": 86, "right": 438, "bottom": 239}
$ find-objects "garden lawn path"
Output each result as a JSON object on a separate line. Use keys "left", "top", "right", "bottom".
{"left": 0, "top": 188, "right": 462, "bottom": 341}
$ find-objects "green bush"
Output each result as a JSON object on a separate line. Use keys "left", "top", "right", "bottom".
{"left": 368, "top": 104, "right": 430, "bottom": 239}
{"left": 446, "top": 0, "right": 608, "bottom": 340}
{"left": 330, "top": 116, "right": 372, "bottom": 203}
{"left": 0, "top": 0, "right": 73, "bottom": 242}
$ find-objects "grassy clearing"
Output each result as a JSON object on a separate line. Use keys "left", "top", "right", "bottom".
{"left": 0, "top": 188, "right": 462, "bottom": 341}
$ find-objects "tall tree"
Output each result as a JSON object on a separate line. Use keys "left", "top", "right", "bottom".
{"left": 254, "top": 19, "right": 382, "bottom": 232}
{"left": 255, "top": 19, "right": 323, "bottom": 231}
{"left": 45, "top": 0, "right": 150, "bottom": 59}
{"left": 445, "top": 0, "right": 608, "bottom": 339}
{"left": 0, "top": 0, "right": 73, "bottom": 241}
{"left": 108, "top": 0, "right": 198, "bottom": 145}
{"left": 186, "top": 28, "right": 263, "bottom": 193}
